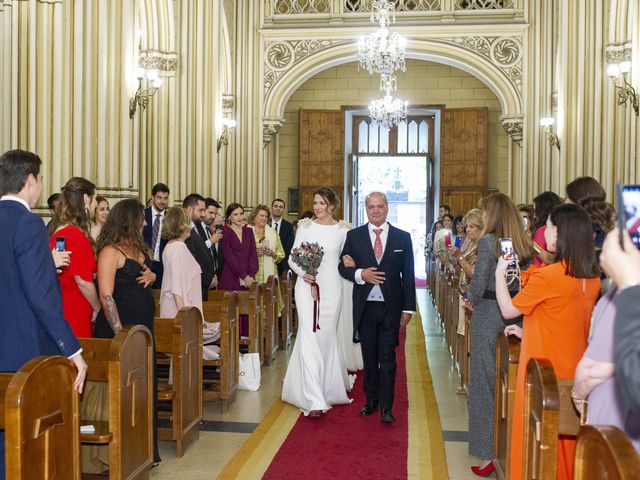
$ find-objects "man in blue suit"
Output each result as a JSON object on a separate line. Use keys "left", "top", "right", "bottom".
{"left": 339, "top": 192, "right": 416, "bottom": 423}
{"left": 0, "top": 149, "right": 87, "bottom": 479}
{"left": 143, "top": 183, "right": 170, "bottom": 288}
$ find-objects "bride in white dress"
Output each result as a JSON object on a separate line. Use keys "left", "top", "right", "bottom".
{"left": 282, "top": 188, "right": 361, "bottom": 416}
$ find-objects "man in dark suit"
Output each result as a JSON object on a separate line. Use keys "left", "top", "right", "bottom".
{"left": 183, "top": 193, "right": 214, "bottom": 300}
{"left": 0, "top": 149, "right": 88, "bottom": 479}
{"left": 143, "top": 183, "right": 170, "bottom": 288}
{"left": 270, "top": 198, "right": 295, "bottom": 276}
{"left": 338, "top": 191, "right": 416, "bottom": 423}
{"left": 202, "top": 198, "right": 224, "bottom": 286}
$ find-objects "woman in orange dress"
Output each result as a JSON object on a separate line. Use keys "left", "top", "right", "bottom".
{"left": 495, "top": 203, "right": 601, "bottom": 480}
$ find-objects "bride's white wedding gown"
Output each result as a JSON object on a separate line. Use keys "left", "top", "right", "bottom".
{"left": 282, "top": 219, "right": 362, "bottom": 415}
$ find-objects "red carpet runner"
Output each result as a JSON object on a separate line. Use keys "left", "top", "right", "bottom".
{"left": 262, "top": 329, "right": 409, "bottom": 480}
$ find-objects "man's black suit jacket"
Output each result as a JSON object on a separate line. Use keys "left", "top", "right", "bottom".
{"left": 185, "top": 228, "right": 214, "bottom": 299}
{"left": 274, "top": 218, "right": 295, "bottom": 276}
{"left": 338, "top": 222, "right": 416, "bottom": 344}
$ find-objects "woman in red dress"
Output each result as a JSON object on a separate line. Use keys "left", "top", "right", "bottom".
{"left": 49, "top": 177, "right": 100, "bottom": 337}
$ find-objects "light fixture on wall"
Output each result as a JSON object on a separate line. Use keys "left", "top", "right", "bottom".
{"left": 606, "top": 61, "right": 639, "bottom": 116}
{"left": 129, "top": 68, "right": 162, "bottom": 118}
{"left": 540, "top": 117, "right": 560, "bottom": 151}
{"left": 217, "top": 118, "right": 237, "bottom": 153}
{"left": 369, "top": 74, "right": 408, "bottom": 129}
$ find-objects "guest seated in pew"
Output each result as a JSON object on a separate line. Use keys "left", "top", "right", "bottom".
{"left": 93, "top": 198, "right": 161, "bottom": 466}
{"left": 159, "top": 207, "right": 220, "bottom": 355}
{"left": 495, "top": 203, "right": 601, "bottom": 480}
{"left": 572, "top": 279, "right": 640, "bottom": 452}
{"left": 49, "top": 176, "right": 101, "bottom": 337}
{"left": 465, "top": 193, "right": 533, "bottom": 477}
{"left": 600, "top": 227, "right": 640, "bottom": 413}
{"left": 249, "top": 204, "right": 284, "bottom": 313}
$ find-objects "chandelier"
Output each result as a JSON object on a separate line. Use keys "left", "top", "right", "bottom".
{"left": 368, "top": 74, "right": 408, "bottom": 129}
{"left": 357, "top": 0, "right": 406, "bottom": 76}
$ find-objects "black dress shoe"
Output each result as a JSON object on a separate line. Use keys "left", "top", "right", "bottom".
{"left": 381, "top": 409, "right": 395, "bottom": 422}
{"left": 360, "top": 401, "right": 379, "bottom": 416}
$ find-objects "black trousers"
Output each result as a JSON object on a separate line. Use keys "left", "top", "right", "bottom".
{"left": 359, "top": 301, "right": 399, "bottom": 411}
{"left": 150, "top": 260, "right": 163, "bottom": 289}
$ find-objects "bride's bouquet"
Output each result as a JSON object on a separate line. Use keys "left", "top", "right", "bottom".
{"left": 290, "top": 241, "right": 324, "bottom": 332}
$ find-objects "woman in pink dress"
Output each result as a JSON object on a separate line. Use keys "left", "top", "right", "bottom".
{"left": 159, "top": 207, "right": 203, "bottom": 318}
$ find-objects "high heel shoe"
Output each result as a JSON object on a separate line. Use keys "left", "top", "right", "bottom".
{"left": 471, "top": 462, "right": 495, "bottom": 477}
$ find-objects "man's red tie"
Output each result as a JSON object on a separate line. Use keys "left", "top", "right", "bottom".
{"left": 374, "top": 228, "right": 383, "bottom": 263}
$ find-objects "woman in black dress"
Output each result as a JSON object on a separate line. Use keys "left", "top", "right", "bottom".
{"left": 94, "top": 199, "right": 160, "bottom": 465}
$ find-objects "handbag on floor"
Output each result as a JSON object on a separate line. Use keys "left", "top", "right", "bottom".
{"left": 238, "top": 352, "right": 261, "bottom": 391}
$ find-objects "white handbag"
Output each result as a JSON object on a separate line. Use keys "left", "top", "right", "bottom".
{"left": 238, "top": 352, "right": 261, "bottom": 391}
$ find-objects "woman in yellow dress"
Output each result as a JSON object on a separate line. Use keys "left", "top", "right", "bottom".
{"left": 249, "top": 204, "right": 285, "bottom": 313}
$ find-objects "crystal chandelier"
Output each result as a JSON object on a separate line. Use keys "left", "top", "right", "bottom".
{"left": 357, "top": 0, "right": 406, "bottom": 76}
{"left": 368, "top": 74, "right": 408, "bottom": 129}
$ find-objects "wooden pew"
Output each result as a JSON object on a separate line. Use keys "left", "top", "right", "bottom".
{"left": 0, "top": 356, "right": 81, "bottom": 479}
{"left": 262, "top": 275, "right": 279, "bottom": 366}
{"left": 493, "top": 332, "right": 521, "bottom": 480}
{"left": 235, "top": 283, "right": 263, "bottom": 360}
{"left": 202, "top": 291, "right": 240, "bottom": 411}
{"left": 575, "top": 425, "right": 640, "bottom": 479}
{"left": 279, "top": 270, "right": 294, "bottom": 349}
{"left": 79, "top": 325, "right": 154, "bottom": 480}
{"left": 154, "top": 308, "right": 203, "bottom": 457}
{"left": 523, "top": 358, "right": 581, "bottom": 480}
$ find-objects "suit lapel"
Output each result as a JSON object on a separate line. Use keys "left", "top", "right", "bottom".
{"left": 360, "top": 224, "right": 378, "bottom": 266}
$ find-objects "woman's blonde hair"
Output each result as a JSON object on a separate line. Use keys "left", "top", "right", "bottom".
{"left": 464, "top": 208, "right": 484, "bottom": 230}
{"left": 248, "top": 204, "right": 270, "bottom": 226}
{"left": 161, "top": 206, "right": 191, "bottom": 241}
{"left": 482, "top": 193, "right": 533, "bottom": 264}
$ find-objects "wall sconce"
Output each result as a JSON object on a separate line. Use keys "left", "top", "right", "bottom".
{"left": 129, "top": 68, "right": 162, "bottom": 118}
{"left": 217, "top": 118, "right": 237, "bottom": 153}
{"left": 540, "top": 117, "right": 560, "bottom": 151}
{"left": 607, "top": 61, "right": 639, "bottom": 116}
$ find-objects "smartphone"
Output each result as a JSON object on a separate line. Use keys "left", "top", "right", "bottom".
{"left": 454, "top": 236, "right": 462, "bottom": 248}
{"left": 499, "top": 237, "right": 516, "bottom": 266}
{"left": 215, "top": 224, "right": 223, "bottom": 233}
{"left": 55, "top": 236, "right": 66, "bottom": 252}
{"left": 617, "top": 183, "right": 640, "bottom": 249}
{"left": 522, "top": 216, "right": 529, "bottom": 232}
{"left": 444, "top": 231, "right": 452, "bottom": 247}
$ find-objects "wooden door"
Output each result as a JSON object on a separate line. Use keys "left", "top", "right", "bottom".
{"left": 298, "top": 109, "right": 344, "bottom": 217}
{"left": 440, "top": 108, "right": 488, "bottom": 215}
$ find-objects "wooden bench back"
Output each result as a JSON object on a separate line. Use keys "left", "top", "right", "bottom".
{"left": 0, "top": 356, "right": 81, "bottom": 479}
{"left": 80, "top": 325, "right": 154, "bottom": 479}
{"left": 575, "top": 425, "right": 640, "bottom": 479}
{"left": 262, "top": 275, "right": 279, "bottom": 364}
{"left": 154, "top": 307, "right": 203, "bottom": 450}
{"left": 523, "top": 358, "right": 580, "bottom": 480}
{"left": 233, "top": 284, "right": 262, "bottom": 354}
{"left": 493, "top": 333, "right": 521, "bottom": 480}
{"left": 280, "top": 270, "right": 294, "bottom": 344}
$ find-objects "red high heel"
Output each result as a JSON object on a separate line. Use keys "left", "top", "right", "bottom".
{"left": 471, "top": 462, "right": 495, "bottom": 477}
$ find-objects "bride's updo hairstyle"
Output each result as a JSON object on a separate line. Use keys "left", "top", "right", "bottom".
{"left": 313, "top": 187, "right": 340, "bottom": 216}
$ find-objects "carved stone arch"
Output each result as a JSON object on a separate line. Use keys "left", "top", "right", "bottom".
{"left": 263, "top": 38, "right": 522, "bottom": 119}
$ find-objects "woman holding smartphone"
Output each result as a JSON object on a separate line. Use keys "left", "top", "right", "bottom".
{"left": 495, "top": 203, "right": 600, "bottom": 480}
{"left": 48, "top": 177, "right": 100, "bottom": 338}
{"left": 465, "top": 193, "right": 533, "bottom": 477}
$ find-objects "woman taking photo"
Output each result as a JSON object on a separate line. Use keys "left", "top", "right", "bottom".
{"left": 249, "top": 204, "right": 285, "bottom": 283}
{"left": 49, "top": 177, "right": 100, "bottom": 338}
{"left": 93, "top": 199, "right": 160, "bottom": 465}
{"left": 465, "top": 193, "right": 533, "bottom": 477}
{"left": 90, "top": 196, "right": 110, "bottom": 240}
{"left": 495, "top": 204, "right": 601, "bottom": 480}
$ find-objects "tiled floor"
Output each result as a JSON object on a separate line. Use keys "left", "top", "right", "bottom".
{"left": 151, "top": 289, "right": 482, "bottom": 479}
